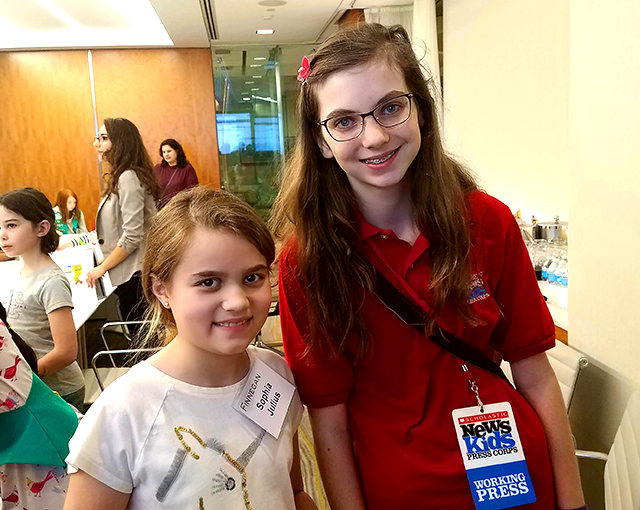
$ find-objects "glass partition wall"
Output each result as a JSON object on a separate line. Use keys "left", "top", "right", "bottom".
{"left": 212, "top": 44, "right": 315, "bottom": 219}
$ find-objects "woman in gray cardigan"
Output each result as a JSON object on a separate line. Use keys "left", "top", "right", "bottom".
{"left": 86, "top": 118, "right": 160, "bottom": 325}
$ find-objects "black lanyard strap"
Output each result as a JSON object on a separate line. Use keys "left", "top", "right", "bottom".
{"left": 374, "top": 269, "right": 510, "bottom": 384}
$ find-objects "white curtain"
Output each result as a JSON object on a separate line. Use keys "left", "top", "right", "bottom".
{"left": 364, "top": 6, "right": 414, "bottom": 38}
{"left": 364, "top": 2, "right": 442, "bottom": 119}
{"left": 412, "top": 0, "right": 440, "bottom": 92}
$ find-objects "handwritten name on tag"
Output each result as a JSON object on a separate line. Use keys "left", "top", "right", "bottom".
{"left": 233, "top": 357, "right": 295, "bottom": 439}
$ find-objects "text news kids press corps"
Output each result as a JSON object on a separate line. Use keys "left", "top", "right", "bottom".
{"left": 271, "top": 23, "right": 585, "bottom": 510}
{"left": 86, "top": 118, "right": 160, "bottom": 324}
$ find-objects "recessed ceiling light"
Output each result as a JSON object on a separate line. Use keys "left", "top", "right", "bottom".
{"left": 251, "top": 88, "right": 260, "bottom": 91}
{"left": 250, "top": 64, "right": 262, "bottom": 68}
{"left": 256, "top": 29, "right": 275, "bottom": 35}
{"left": 243, "top": 97, "right": 251, "bottom": 101}
{"left": 252, "top": 76, "right": 262, "bottom": 79}
{"left": 242, "top": 92, "right": 249, "bottom": 95}
{"left": 258, "top": 0, "right": 286, "bottom": 6}
{"left": 254, "top": 57, "right": 266, "bottom": 61}
{"left": 245, "top": 81, "right": 255, "bottom": 84}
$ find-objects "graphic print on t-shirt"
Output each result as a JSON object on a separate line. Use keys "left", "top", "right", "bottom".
{"left": 5, "top": 291, "right": 25, "bottom": 320}
{"left": 156, "top": 426, "right": 266, "bottom": 509}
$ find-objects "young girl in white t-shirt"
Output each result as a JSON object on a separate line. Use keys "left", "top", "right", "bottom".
{"left": 0, "top": 188, "right": 84, "bottom": 410}
{"left": 64, "top": 186, "right": 317, "bottom": 510}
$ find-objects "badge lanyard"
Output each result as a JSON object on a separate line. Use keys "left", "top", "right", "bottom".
{"left": 451, "top": 360, "right": 537, "bottom": 510}
{"left": 456, "top": 358, "right": 485, "bottom": 412}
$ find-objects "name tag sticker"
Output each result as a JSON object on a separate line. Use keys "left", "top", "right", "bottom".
{"left": 233, "top": 357, "right": 295, "bottom": 439}
{"left": 452, "top": 402, "right": 536, "bottom": 510}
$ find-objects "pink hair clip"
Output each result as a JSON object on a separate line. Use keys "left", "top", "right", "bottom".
{"left": 297, "top": 56, "right": 311, "bottom": 83}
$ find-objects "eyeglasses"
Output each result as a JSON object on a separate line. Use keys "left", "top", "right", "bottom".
{"left": 94, "top": 135, "right": 109, "bottom": 143}
{"left": 318, "top": 93, "right": 414, "bottom": 142}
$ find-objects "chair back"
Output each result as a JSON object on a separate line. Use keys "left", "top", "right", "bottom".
{"left": 605, "top": 390, "right": 640, "bottom": 510}
{"left": 546, "top": 341, "right": 589, "bottom": 410}
{"left": 501, "top": 341, "right": 588, "bottom": 412}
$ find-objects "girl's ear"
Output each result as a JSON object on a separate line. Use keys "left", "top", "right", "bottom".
{"left": 35, "top": 220, "right": 50, "bottom": 238}
{"left": 150, "top": 274, "right": 170, "bottom": 306}
{"left": 316, "top": 136, "right": 334, "bottom": 160}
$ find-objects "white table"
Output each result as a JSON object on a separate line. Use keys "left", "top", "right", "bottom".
{"left": 538, "top": 280, "right": 568, "bottom": 331}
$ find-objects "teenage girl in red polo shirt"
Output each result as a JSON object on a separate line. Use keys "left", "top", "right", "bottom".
{"left": 271, "top": 23, "right": 585, "bottom": 510}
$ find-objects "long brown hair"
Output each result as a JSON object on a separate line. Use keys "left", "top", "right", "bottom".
{"left": 270, "top": 23, "right": 479, "bottom": 361}
{"left": 139, "top": 186, "right": 275, "bottom": 348}
{"left": 102, "top": 118, "right": 161, "bottom": 200}
{"left": 56, "top": 189, "right": 80, "bottom": 223}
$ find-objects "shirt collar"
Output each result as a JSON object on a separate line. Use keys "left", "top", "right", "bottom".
{"left": 355, "top": 209, "right": 383, "bottom": 241}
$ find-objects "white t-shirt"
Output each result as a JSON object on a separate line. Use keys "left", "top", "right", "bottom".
{"left": 67, "top": 346, "right": 304, "bottom": 509}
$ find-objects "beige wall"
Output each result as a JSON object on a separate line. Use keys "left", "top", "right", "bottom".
{"left": 444, "top": 0, "right": 639, "bottom": 409}
{"left": 443, "top": 0, "right": 570, "bottom": 223}
{"left": 568, "top": 0, "right": 640, "bottom": 389}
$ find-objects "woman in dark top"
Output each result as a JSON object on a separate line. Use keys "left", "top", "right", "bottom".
{"left": 154, "top": 138, "right": 199, "bottom": 208}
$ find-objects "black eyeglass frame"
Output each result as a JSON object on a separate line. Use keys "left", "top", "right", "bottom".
{"left": 318, "top": 93, "right": 415, "bottom": 142}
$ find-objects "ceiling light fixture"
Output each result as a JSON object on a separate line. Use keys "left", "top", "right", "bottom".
{"left": 252, "top": 76, "right": 262, "bottom": 79}
{"left": 251, "top": 88, "right": 260, "bottom": 91}
{"left": 258, "top": 0, "right": 286, "bottom": 6}
{"left": 243, "top": 97, "right": 251, "bottom": 101}
{"left": 255, "top": 95, "right": 277, "bottom": 103}
{"left": 254, "top": 57, "right": 266, "bottom": 61}
{"left": 245, "top": 81, "right": 255, "bottom": 84}
{"left": 256, "top": 29, "right": 275, "bottom": 35}
{"left": 250, "top": 64, "right": 262, "bottom": 68}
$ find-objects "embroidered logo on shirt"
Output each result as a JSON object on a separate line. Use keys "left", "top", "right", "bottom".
{"left": 468, "top": 272, "right": 490, "bottom": 305}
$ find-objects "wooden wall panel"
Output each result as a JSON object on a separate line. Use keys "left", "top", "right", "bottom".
{"left": 0, "top": 51, "right": 101, "bottom": 227}
{"left": 91, "top": 49, "right": 220, "bottom": 191}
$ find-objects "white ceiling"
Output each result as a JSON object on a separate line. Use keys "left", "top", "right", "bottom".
{"left": 0, "top": 0, "right": 414, "bottom": 50}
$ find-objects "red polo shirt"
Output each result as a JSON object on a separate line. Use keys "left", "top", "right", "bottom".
{"left": 279, "top": 192, "right": 557, "bottom": 509}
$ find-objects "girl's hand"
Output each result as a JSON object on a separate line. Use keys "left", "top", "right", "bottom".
{"left": 86, "top": 264, "right": 107, "bottom": 288}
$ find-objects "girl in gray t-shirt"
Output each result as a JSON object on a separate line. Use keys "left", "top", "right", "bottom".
{"left": 0, "top": 188, "right": 84, "bottom": 409}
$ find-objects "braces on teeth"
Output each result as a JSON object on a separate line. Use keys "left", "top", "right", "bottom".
{"left": 364, "top": 150, "right": 395, "bottom": 164}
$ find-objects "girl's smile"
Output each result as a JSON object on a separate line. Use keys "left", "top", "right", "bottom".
{"left": 315, "top": 62, "right": 422, "bottom": 203}
{"left": 152, "top": 227, "right": 272, "bottom": 366}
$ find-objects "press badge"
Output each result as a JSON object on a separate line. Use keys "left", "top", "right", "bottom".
{"left": 452, "top": 402, "right": 536, "bottom": 510}
{"left": 233, "top": 357, "right": 295, "bottom": 439}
